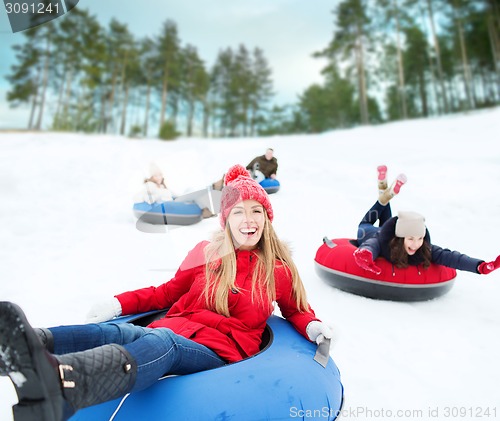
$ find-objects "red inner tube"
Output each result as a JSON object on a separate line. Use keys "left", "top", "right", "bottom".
{"left": 315, "top": 238, "right": 456, "bottom": 285}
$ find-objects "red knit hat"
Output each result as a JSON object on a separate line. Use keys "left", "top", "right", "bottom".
{"left": 220, "top": 164, "right": 274, "bottom": 228}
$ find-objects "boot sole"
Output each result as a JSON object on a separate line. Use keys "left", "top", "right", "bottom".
{"left": 0, "top": 302, "right": 64, "bottom": 421}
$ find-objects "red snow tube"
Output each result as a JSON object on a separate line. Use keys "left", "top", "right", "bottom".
{"left": 314, "top": 238, "right": 457, "bottom": 301}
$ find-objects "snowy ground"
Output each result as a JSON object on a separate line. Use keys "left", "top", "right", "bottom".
{"left": 1, "top": 108, "right": 499, "bottom": 420}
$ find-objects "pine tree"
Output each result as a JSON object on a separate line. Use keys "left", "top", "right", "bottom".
{"left": 403, "top": 25, "right": 431, "bottom": 116}
{"left": 137, "top": 37, "right": 157, "bottom": 136}
{"left": 377, "top": 0, "right": 409, "bottom": 119}
{"left": 485, "top": 0, "right": 500, "bottom": 78}
{"left": 179, "top": 44, "right": 209, "bottom": 136}
{"left": 51, "top": 8, "right": 97, "bottom": 131}
{"left": 233, "top": 45, "right": 253, "bottom": 136}
{"left": 6, "top": 35, "right": 41, "bottom": 129}
{"left": 78, "top": 14, "right": 107, "bottom": 132}
{"left": 210, "top": 47, "right": 236, "bottom": 136}
{"left": 156, "top": 20, "right": 181, "bottom": 133}
{"left": 250, "top": 48, "right": 274, "bottom": 136}
{"left": 100, "top": 19, "right": 136, "bottom": 134}
{"left": 119, "top": 39, "right": 139, "bottom": 136}
{"left": 209, "top": 45, "right": 274, "bottom": 137}
{"left": 297, "top": 65, "right": 357, "bottom": 132}
{"left": 467, "top": 6, "right": 500, "bottom": 104}
{"left": 446, "top": 0, "right": 475, "bottom": 109}
{"left": 317, "top": 0, "right": 372, "bottom": 125}
{"left": 425, "top": 0, "right": 450, "bottom": 113}
{"left": 10, "top": 21, "right": 58, "bottom": 130}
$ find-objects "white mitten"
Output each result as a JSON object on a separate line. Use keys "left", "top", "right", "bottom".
{"left": 306, "top": 321, "right": 333, "bottom": 344}
{"left": 85, "top": 297, "right": 122, "bottom": 323}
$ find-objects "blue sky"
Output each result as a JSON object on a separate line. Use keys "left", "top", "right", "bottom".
{"left": 0, "top": 0, "right": 339, "bottom": 129}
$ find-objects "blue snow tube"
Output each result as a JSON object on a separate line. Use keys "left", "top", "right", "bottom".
{"left": 70, "top": 313, "right": 344, "bottom": 421}
{"left": 133, "top": 201, "right": 202, "bottom": 225}
{"left": 260, "top": 178, "right": 280, "bottom": 194}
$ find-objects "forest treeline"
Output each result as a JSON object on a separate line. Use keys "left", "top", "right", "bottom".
{"left": 6, "top": 0, "right": 500, "bottom": 138}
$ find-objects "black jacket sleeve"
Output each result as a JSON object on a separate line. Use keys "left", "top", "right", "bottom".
{"left": 431, "top": 244, "right": 483, "bottom": 273}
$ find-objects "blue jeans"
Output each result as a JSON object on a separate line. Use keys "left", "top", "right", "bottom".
{"left": 48, "top": 323, "right": 225, "bottom": 392}
{"left": 357, "top": 201, "right": 392, "bottom": 246}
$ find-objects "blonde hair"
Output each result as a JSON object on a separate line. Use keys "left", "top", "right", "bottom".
{"left": 203, "top": 212, "right": 309, "bottom": 317}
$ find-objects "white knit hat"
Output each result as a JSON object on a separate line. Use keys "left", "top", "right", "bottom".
{"left": 149, "top": 162, "right": 163, "bottom": 177}
{"left": 395, "top": 211, "right": 426, "bottom": 238}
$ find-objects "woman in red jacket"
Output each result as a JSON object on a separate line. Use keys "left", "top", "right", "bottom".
{"left": 0, "top": 164, "right": 331, "bottom": 421}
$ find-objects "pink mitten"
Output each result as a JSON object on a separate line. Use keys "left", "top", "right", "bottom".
{"left": 353, "top": 248, "right": 381, "bottom": 275}
{"left": 478, "top": 255, "right": 500, "bottom": 275}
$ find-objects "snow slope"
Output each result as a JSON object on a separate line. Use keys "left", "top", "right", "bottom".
{"left": 1, "top": 109, "right": 499, "bottom": 420}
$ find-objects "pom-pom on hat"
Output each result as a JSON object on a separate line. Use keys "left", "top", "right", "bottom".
{"left": 220, "top": 164, "right": 273, "bottom": 228}
{"left": 395, "top": 211, "right": 426, "bottom": 238}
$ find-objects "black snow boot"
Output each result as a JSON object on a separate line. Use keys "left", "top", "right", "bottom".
{"left": 0, "top": 302, "right": 137, "bottom": 421}
{"left": 0, "top": 301, "right": 67, "bottom": 421}
{"left": 57, "top": 343, "right": 137, "bottom": 416}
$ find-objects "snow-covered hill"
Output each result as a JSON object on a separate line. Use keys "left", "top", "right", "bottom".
{"left": 1, "top": 108, "right": 499, "bottom": 420}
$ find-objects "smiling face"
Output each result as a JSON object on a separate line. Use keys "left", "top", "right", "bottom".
{"left": 227, "top": 199, "right": 265, "bottom": 250}
{"left": 150, "top": 174, "right": 164, "bottom": 186}
{"left": 404, "top": 236, "right": 424, "bottom": 255}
